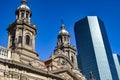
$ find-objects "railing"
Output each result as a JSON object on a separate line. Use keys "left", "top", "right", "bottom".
{"left": 0, "top": 46, "right": 11, "bottom": 59}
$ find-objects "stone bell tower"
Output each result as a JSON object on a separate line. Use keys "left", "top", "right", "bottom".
{"left": 7, "top": 0, "right": 38, "bottom": 63}
{"left": 53, "top": 23, "right": 78, "bottom": 69}
{"left": 44, "top": 23, "right": 86, "bottom": 80}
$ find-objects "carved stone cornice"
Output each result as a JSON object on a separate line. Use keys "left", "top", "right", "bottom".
{"left": 0, "top": 58, "right": 64, "bottom": 80}
{"left": 50, "top": 68, "right": 83, "bottom": 80}
{"left": 17, "top": 47, "right": 38, "bottom": 56}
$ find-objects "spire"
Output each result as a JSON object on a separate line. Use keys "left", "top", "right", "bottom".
{"left": 61, "top": 19, "right": 65, "bottom": 30}
{"left": 21, "top": 0, "right": 27, "bottom": 5}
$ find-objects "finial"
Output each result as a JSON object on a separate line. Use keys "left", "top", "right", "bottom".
{"left": 61, "top": 19, "right": 65, "bottom": 30}
{"left": 22, "top": 0, "right": 27, "bottom": 5}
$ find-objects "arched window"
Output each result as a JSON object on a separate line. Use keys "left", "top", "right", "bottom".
{"left": 64, "top": 36, "right": 66, "bottom": 41}
{"left": 26, "top": 13, "right": 28, "bottom": 18}
{"left": 18, "top": 36, "right": 22, "bottom": 43}
{"left": 21, "top": 13, "right": 24, "bottom": 19}
{"left": 26, "top": 35, "right": 30, "bottom": 45}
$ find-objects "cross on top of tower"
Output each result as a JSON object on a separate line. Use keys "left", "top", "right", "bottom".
{"left": 61, "top": 19, "right": 65, "bottom": 29}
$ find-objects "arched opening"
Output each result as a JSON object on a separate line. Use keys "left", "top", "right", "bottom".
{"left": 11, "top": 36, "right": 15, "bottom": 46}
{"left": 71, "top": 56, "right": 74, "bottom": 63}
{"left": 64, "top": 36, "right": 66, "bottom": 41}
{"left": 21, "top": 13, "right": 24, "bottom": 19}
{"left": 26, "top": 35, "right": 30, "bottom": 45}
{"left": 18, "top": 36, "right": 22, "bottom": 43}
{"left": 26, "top": 14, "right": 28, "bottom": 18}
{"left": 26, "top": 12, "right": 29, "bottom": 19}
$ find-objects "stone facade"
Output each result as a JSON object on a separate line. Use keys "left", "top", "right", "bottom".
{"left": 0, "top": 0, "right": 86, "bottom": 80}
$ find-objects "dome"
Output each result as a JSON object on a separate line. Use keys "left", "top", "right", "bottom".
{"left": 17, "top": 4, "right": 30, "bottom": 10}
{"left": 59, "top": 29, "right": 69, "bottom": 35}
{"left": 59, "top": 24, "right": 69, "bottom": 35}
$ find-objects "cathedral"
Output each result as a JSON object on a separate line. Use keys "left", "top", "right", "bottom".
{"left": 0, "top": 0, "right": 86, "bottom": 80}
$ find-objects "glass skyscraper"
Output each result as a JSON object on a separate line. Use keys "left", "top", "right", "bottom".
{"left": 113, "top": 54, "right": 120, "bottom": 80}
{"left": 74, "top": 16, "right": 119, "bottom": 80}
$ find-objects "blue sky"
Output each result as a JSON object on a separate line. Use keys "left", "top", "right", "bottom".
{"left": 0, "top": 0, "right": 120, "bottom": 60}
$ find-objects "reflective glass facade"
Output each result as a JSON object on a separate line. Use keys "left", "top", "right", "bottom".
{"left": 74, "top": 16, "right": 119, "bottom": 80}
{"left": 113, "top": 54, "right": 120, "bottom": 80}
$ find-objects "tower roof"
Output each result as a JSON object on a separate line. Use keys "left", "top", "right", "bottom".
{"left": 17, "top": 0, "right": 30, "bottom": 10}
{"left": 59, "top": 23, "right": 69, "bottom": 36}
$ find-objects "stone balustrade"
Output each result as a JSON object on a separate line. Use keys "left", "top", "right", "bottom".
{"left": 0, "top": 46, "right": 11, "bottom": 59}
